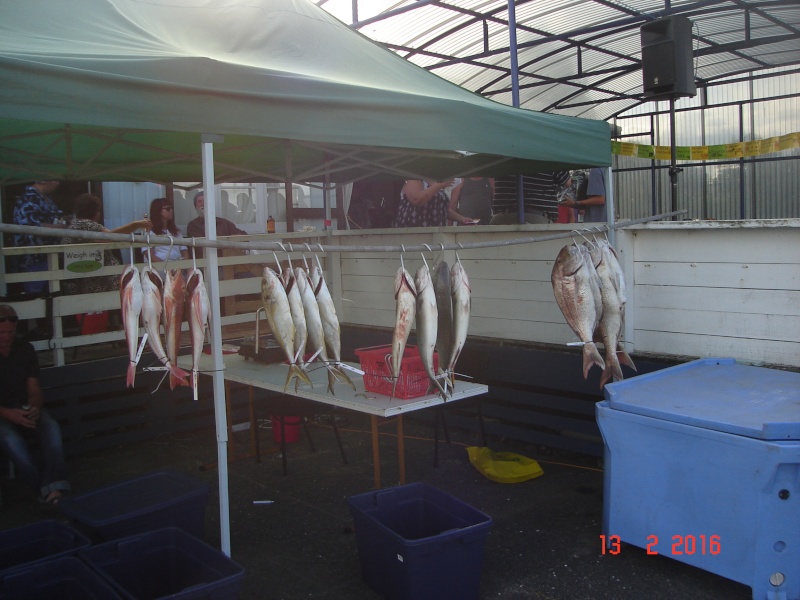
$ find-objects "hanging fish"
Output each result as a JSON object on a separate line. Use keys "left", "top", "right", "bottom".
{"left": 415, "top": 264, "right": 448, "bottom": 398}
{"left": 433, "top": 260, "right": 453, "bottom": 387}
{"left": 120, "top": 264, "right": 143, "bottom": 388}
{"left": 281, "top": 268, "right": 307, "bottom": 368}
{"left": 185, "top": 267, "right": 210, "bottom": 391}
{"left": 391, "top": 266, "right": 417, "bottom": 399}
{"left": 551, "top": 244, "right": 605, "bottom": 379}
{"left": 261, "top": 267, "right": 312, "bottom": 391}
{"left": 447, "top": 260, "right": 471, "bottom": 390}
{"left": 140, "top": 265, "right": 190, "bottom": 387}
{"left": 163, "top": 268, "right": 188, "bottom": 390}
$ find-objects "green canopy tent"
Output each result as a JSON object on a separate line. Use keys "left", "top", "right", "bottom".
{"left": 0, "top": 0, "right": 609, "bottom": 185}
{"left": 0, "top": 0, "right": 611, "bottom": 556}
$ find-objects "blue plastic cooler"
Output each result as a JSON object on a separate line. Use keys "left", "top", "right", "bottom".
{"left": 597, "top": 358, "right": 800, "bottom": 600}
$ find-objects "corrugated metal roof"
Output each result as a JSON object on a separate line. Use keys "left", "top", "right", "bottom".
{"left": 319, "top": 0, "right": 800, "bottom": 120}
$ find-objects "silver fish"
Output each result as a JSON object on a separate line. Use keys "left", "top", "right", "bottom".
{"left": 163, "top": 268, "right": 188, "bottom": 390}
{"left": 551, "top": 244, "right": 605, "bottom": 379}
{"left": 309, "top": 265, "right": 355, "bottom": 392}
{"left": 447, "top": 260, "right": 471, "bottom": 390}
{"left": 281, "top": 268, "right": 307, "bottom": 365}
{"left": 185, "top": 267, "right": 210, "bottom": 391}
{"left": 597, "top": 240, "right": 636, "bottom": 379}
{"left": 584, "top": 242, "right": 626, "bottom": 387}
{"left": 140, "top": 265, "right": 189, "bottom": 386}
{"left": 261, "top": 267, "right": 311, "bottom": 391}
{"left": 415, "top": 264, "right": 447, "bottom": 398}
{"left": 120, "top": 264, "right": 143, "bottom": 388}
{"left": 433, "top": 260, "right": 453, "bottom": 381}
{"left": 391, "top": 267, "right": 417, "bottom": 398}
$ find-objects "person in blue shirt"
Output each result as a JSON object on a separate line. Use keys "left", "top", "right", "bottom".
{"left": 11, "top": 180, "right": 68, "bottom": 295}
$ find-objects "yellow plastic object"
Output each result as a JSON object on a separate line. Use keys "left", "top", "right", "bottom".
{"left": 466, "top": 446, "right": 544, "bottom": 484}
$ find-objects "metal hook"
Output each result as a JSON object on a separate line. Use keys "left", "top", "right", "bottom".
{"left": 145, "top": 231, "right": 153, "bottom": 269}
{"left": 129, "top": 233, "right": 136, "bottom": 267}
{"left": 191, "top": 238, "right": 198, "bottom": 270}
{"left": 400, "top": 244, "right": 406, "bottom": 271}
{"left": 272, "top": 251, "right": 282, "bottom": 275}
{"left": 163, "top": 233, "right": 175, "bottom": 272}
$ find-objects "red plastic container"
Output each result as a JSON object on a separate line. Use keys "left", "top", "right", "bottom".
{"left": 270, "top": 415, "right": 301, "bottom": 444}
{"left": 355, "top": 346, "right": 438, "bottom": 399}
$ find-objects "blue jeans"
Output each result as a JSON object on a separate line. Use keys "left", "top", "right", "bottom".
{"left": 0, "top": 408, "right": 70, "bottom": 498}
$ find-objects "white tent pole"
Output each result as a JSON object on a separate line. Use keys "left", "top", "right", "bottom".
{"left": 201, "top": 134, "right": 232, "bottom": 556}
{"left": 606, "top": 166, "right": 616, "bottom": 247}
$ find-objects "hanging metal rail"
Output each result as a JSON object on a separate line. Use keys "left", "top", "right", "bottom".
{"left": 0, "top": 210, "right": 685, "bottom": 256}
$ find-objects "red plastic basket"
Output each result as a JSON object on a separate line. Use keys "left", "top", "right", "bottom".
{"left": 355, "top": 345, "right": 438, "bottom": 399}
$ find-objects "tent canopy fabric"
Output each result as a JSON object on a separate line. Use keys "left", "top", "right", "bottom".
{"left": 0, "top": 0, "right": 610, "bottom": 184}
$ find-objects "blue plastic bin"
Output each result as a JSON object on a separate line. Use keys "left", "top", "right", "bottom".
{"left": 0, "top": 520, "right": 91, "bottom": 576}
{"left": 346, "top": 482, "right": 492, "bottom": 600}
{"left": 79, "top": 527, "right": 245, "bottom": 600}
{"left": 59, "top": 469, "right": 209, "bottom": 541}
{"left": 599, "top": 358, "right": 800, "bottom": 600}
{"left": 0, "top": 557, "right": 122, "bottom": 600}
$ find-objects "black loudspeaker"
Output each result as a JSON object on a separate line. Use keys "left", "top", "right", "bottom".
{"left": 640, "top": 15, "right": 696, "bottom": 99}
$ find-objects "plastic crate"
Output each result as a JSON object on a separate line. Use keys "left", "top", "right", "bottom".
{"left": 79, "top": 527, "right": 245, "bottom": 600}
{"left": 0, "top": 520, "right": 91, "bottom": 576}
{"left": 355, "top": 345, "right": 438, "bottom": 399}
{"left": 346, "top": 482, "right": 492, "bottom": 600}
{"left": 59, "top": 470, "right": 209, "bottom": 541}
{"left": 0, "top": 557, "right": 122, "bottom": 600}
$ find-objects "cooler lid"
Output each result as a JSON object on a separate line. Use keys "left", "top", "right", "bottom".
{"left": 604, "top": 358, "right": 800, "bottom": 440}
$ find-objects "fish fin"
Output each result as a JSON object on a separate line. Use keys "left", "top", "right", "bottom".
{"left": 127, "top": 362, "right": 136, "bottom": 388}
{"left": 617, "top": 347, "right": 637, "bottom": 372}
{"left": 168, "top": 363, "right": 190, "bottom": 388}
{"left": 290, "top": 364, "right": 313, "bottom": 389}
{"left": 582, "top": 342, "right": 606, "bottom": 379}
{"left": 332, "top": 364, "right": 356, "bottom": 391}
{"left": 327, "top": 369, "right": 336, "bottom": 395}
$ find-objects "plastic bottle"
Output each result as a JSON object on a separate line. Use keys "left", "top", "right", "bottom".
{"left": 267, "top": 216, "right": 276, "bottom": 233}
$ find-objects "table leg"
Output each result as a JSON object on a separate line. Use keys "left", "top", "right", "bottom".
{"left": 397, "top": 415, "right": 405, "bottom": 485}
{"left": 249, "top": 386, "right": 260, "bottom": 463}
{"left": 371, "top": 415, "right": 381, "bottom": 489}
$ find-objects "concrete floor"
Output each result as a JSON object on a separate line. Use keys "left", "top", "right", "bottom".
{"left": 1, "top": 412, "right": 753, "bottom": 599}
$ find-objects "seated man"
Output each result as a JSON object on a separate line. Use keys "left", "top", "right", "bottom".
{"left": 0, "top": 304, "right": 70, "bottom": 506}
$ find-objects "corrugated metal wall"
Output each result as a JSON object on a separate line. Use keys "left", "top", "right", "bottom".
{"left": 613, "top": 70, "right": 799, "bottom": 221}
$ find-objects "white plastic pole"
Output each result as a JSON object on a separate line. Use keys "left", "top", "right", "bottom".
{"left": 201, "top": 134, "right": 232, "bottom": 556}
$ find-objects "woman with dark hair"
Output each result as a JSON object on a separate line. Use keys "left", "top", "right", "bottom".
{"left": 62, "top": 193, "right": 151, "bottom": 294}
{"left": 142, "top": 197, "right": 190, "bottom": 263}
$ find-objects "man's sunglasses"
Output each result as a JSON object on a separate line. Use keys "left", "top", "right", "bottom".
{"left": 0, "top": 315, "right": 19, "bottom": 323}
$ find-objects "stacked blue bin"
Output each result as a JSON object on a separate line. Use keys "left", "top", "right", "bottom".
{"left": 0, "top": 521, "right": 119, "bottom": 599}
{"left": 347, "top": 482, "right": 493, "bottom": 600}
{"left": 0, "top": 469, "right": 245, "bottom": 599}
{"left": 598, "top": 358, "right": 799, "bottom": 600}
{"left": 58, "top": 469, "right": 209, "bottom": 541}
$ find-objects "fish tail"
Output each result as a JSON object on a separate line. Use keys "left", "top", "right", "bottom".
{"left": 127, "top": 362, "right": 136, "bottom": 388}
{"left": 332, "top": 364, "right": 356, "bottom": 390}
{"left": 168, "top": 363, "right": 190, "bottom": 388}
{"left": 327, "top": 369, "right": 336, "bottom": 395}
{"left": 599, "top": 352, "right": 623, "bottom": 388}
{"left": 582, "top": 342, "right": 606, "bottom": 379}
{"left": 288, "top": 364, "right": 313, "bottom": 390}
{"left": 617, "top": 347, "right": 637, "bottom": 372}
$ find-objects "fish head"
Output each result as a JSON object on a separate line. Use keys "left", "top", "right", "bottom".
{"left": 261, "top": 267, "right": 281, "bottom": 299}
{"left": 394, "top": 267, "right": 416, "bottom": 298}
{"left": 120, "top": 264, "right": 139, "bottom": 289}
{"left": 414, "top": 265, "right": 432, "bottom": 293}
{"left": 310, "top": 266, "right": 322, "bottom": 289}
{"left": 294, "top": 267, "right": 309, "bottom": 292}
{"left": 450, "top": 261, "right": 470, "bottom": 293}
{"left": 552, "top": 244, "right": 585, "bottom": 278}
{"left": 434, "top": 260, "right": 450, "bottom": 282}
{"left": 141, "top": 265, "right": 164, "bottom": 291}
{"left": 582, "top": 242, "right": 603, "bottom": 269}
{"left": 185, "top": 267, "right": 204, "bottom": 295}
